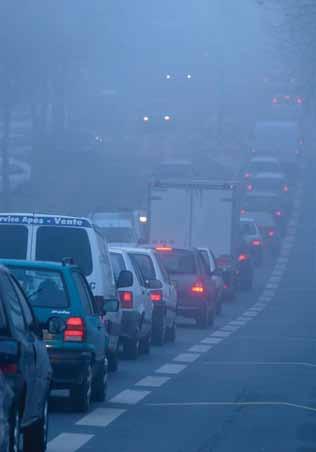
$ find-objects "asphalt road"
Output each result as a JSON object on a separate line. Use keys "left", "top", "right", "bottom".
{"left": 46, "top": 162, "right": 313, "bottom": 452}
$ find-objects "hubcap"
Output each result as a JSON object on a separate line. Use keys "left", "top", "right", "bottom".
{"left": 43, "top": 401, "right": 48, "bottom": 445}
{"left": 12, "top": 411, "right": 20, "bottom": 452}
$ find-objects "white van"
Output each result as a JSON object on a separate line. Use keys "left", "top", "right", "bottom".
{"left": 0, "top": 213, "right": 123, "bottom": 371}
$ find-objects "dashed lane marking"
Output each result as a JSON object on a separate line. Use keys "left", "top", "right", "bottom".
{"left": 210, "top": 330, "right": 232, "bottom": 338}
{"left": 47, "top": 433, "right": 94, "bottom": 452}
{"left": 221, "top": 325, "right": 240, "bottom": 332}
{"left": 110, "top": 389, "right": 151, "bottom": 405}
{"left": 135, "top": 376, "right": 170, "bottom": 387}
{"left": 190, "top": 344, "right": 214, "bottom": 352}
{"left": 202, "top": 361, "right": 316, "bottom": 368}
{"left": 200, "top": 337, "right": 223, "bottom": 344}
{"left": 76, "top": 408, "right": 126, "bottom": 427}
{"left": 173, "top": 353, "right": 200, "bottom": 363}
{"left": 156, "top": 363, "right": 187, "bottom": 375}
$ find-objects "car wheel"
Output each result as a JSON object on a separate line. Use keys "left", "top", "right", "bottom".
{"left": 9, "top": 406, "right": 21, "bottom": 452}
{"left": 107, "top": 345, "right": 119, "bottom": 372}
{"left": 216, "top": 296, "right": 223, "bottom": 315}
{"left": 141, "top": 331, "right": 151, "bottom": 354}
{"left": 166, "top": 321, "right": 176, "bottom": 343}
{"left": 24, "top": 399, "right": 48, "bottom": 452}
{"left": 152, "top": 316, "right": 166, "bottom": 345}
{"left": 92, "top": 358, "right": 108, "bottom": 402}
{"left": 196, "top": 305, "right": 209, "bottom": 329}
{"left": 124, "top": 335, "right": 140, "bottom": 360}
{"left": 70, "top": 363, "right": 92, "bottom": 412}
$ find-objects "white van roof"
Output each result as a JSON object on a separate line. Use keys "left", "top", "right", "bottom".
{"left": 0, "top": 213, "right": 92, "bottom": 228}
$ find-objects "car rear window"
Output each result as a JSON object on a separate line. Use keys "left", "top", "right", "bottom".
{"left": 8, "top": 266, "right": 69, "bottom": 308}
{"left": 158, "top": 250, "right": 196, "bottom": 274}
{"left": 110, "top": 252, "right": 126, "bottom": 281}
{"left": 240, "top": 222, "right": 257, "bottom": 235}
{"left": 249, "top": 162, "right": 279, "bottom": 173}
{"left": 0, "top": 225, "right": 28, "bottom": 259}
{"left": 36, "top": 227, "right": 92, "bottom": 276}
{"left": 254, "top": 179, "right": 283, "bottom": 191}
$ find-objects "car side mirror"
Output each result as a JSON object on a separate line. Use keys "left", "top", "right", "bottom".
{"left": 103, "top": 298, "right": 120, "bottom": 313}
{"left": 117, "top": 270, "right": 133, "bottom": 289}
{"left": 145, "top": 279, "right": 163, "bottom": 289}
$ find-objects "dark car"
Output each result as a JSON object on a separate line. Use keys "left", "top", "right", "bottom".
{"left": 0, "top": 370, "right": 13, "bottom": 452}
{"left": 155, "top": 247, "right": 217, "bottom": 328}
{"left": 0, "top": 265, "right": 52, "bottom": 452}
{"left": 2, "top": 259, "right": 125, "bottom": 413}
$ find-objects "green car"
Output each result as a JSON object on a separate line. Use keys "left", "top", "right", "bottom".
{"left": 0, "top": 259, "right": 119, "bottom": 412}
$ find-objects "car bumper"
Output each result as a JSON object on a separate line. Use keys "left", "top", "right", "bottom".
{"left": 47, "top": 349, "right": 92, "bottom": 388}
{"left": 120, "top": 310, "right": 141, "bottom": 339}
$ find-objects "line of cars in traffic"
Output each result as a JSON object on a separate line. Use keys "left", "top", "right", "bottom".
{"left": 0, "top": 146, "right": 298, "bottom": 451}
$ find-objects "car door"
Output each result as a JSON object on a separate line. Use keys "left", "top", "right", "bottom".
{"left": 72, "top": 271, "right": 106, "bottom": 363}
{"left": 11, "top": 277, "right": 51, "bottom": 418}
{"left": 0, "top": 273, "right": 39, "bottom": 424}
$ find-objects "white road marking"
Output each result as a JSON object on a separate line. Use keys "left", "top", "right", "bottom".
{"left": 76, "top": 408, "right": 126, "bottom": 427}
{"left": 229, "top": 320, "right": 248, "bottom": 326}
{"left": 47, "top": 433, "right": 94, "bottom": 452}
{"left": 266, "top": 283, "right": 278, "bottom": 289}
{"left": 174, "top": 353, "right": 200, "bottom": 363}
{"left": 243, "top": 311, "right": 258, "bottom": 317}
{"left": 277, "top": 257, "right": 288, "bottom": 264}
{"left": 156, "top": 363, "right": 187, "bottom": 375}
{"left": 211, "top": 330, "right": 232, "bottom": 338}
{"left": 221, "top": 325, "right": 240, "bottom": 332}
{"left": 136, "top": 376, "right": 170, "bottom": 387}
{"left": 269, "top": 276, "right": 281, "bottom": 283}
{"left": 110, "top": 389, "right": 151, "bottom": 405}
{"left": 272, "top": 269, "right": 284, "bottom": 276}
{"left": 190, "top": 344, "right": 214, "bottom": 352}
{"left": 262, "top": 289, "right": 275, "bottom": 298}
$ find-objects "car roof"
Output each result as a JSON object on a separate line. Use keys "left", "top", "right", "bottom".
{"left": 250, "top": 156, "right": 280, "bottom": 163}
{"left": 252, "top": 172, "right": 285, "bottom": 179}
{"left": 0, "top": 259, "right": 79, "bottom": 271}
{"left": 245, "top": 190, "right": 279, "bottom": 198}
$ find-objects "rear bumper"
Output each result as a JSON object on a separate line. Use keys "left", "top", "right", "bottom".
{"left": 47, "top": 348, "right": 92, "bottom": 388}
{"left": 177, "top": 300, "right": 208, "bottom": 318}
{"left": 120, "top": 310, "right": 141, "bottom": 339}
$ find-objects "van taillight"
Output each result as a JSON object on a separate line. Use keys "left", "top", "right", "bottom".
{"left": 252, "top": 239, "right": 261, "bottom": 247}
{"left": 247, "top": 184, "right": 253, "bottom": 192}
{"left": 283, "top": 184, "right": 289, "bottom": 193}
{"left": 238, "top": 254, "right": 248, "bottom": 262}
{"left": 150, "top": 290, "right": 162, "bottom": 302}
{"left": 119, "top": 291, "right": 133, "bottom": 308}
{"left": 268, "top": 229, "right": 275, "bottom": 237}
{"left": 191, "top": 281, "right": 205, "bottom": 294}
{"left": 0, "top": 363, "right": 17, "bottom": 375}
{"left": 64, "top": 317, "right": 85, "bottom": 342}
{"left": 274, "top": 210, "right": 282, "bottom": 217}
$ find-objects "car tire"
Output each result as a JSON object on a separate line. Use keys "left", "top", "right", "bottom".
{"left": 124, "top": 335, "right": 140, "bottom": 360}
{"left": 24, "top": 399, "right": 48, "bottom": 452}
{"left": 107, "top": 347, "right": 119, "bottom": 373}
{"left": 166, "top": 321, "right": 176, "bottom": 343}
{"left": 152, "top": 316, "right": 166, "bottom": 345}
{"left": 92, "top": 359, "right": 108, "bottom": 402}
{"left": 216, "top": 296, "right": 223, "bottom": 315}
{"left": 70, "top": 363, "right": 92, "bottom": 412}
{"left": 9, "top": 406, "right": 21, "bottom": 452}
{"left": 141, "top": 331, "right": 151, "bottom": 354}
{"left": 196, "top": 305, "right": 209, "bottom": 329}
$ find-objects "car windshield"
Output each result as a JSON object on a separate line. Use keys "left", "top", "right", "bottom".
{"left": 158, "top": 250, "right": 196, "bottom": 274}
{"left": 36, "top": 227, "right": 92, "bottom": 276}
{"left": 9, "top": 266, "right": 68, "bottom": 308}
{"left": 253, "top": 178, "right": 284, "bottom": 191}
{"left": 0, "top": 225, "right": 28, "bottom": 259}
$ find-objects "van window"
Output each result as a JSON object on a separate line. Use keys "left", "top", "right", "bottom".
{"left": 36, "top": 227, "right": 92, "bottom": 276}
{"left": 110, "top": 253, "right": 126, "bottom": 281}
{"left": 0, "top": 225, "right": 28, "bottom": 259}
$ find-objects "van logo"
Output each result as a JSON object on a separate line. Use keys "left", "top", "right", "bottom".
{"left": 0, "top": 215, "right": 91, "bottom": 228}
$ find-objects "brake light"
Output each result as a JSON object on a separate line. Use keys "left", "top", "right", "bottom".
{"left": 244, "top": 172, "right": 251, "bottom": 179}
{"left": 240, "top": 208, "right": 246, "bottom": 215}
{"left": 238, "top": 253, "right": 248, "bottom": 262}
{"left": 252, "top": 239, "right": 261, "bottom": 246}
{"left": 272, "top": 97, "right": 278, "bottom": 104}
{"left": 297, "top": 97, "right": 303, "bottom": 104}
{"left": 64, "top": 317, "right": 85, "bottom": 342}
{"left": 155, "top": 246, "right": 173, "bottom": 252}
{"left": 268, "top": 229, "right": 275, "bottom": 237}
{"left": 283, "top": 184, "right": 289, "bottom": 192}
{"left": 191, "top": 281, "right": 205, "bottom": 294}
{"left": 150, "top": 290, "right": 162, "bottom": 302}
{"left": 247, "top": 184, "right": 253, "bottom": 192}
{"left": 0, "top": 363, "right": 17, "bottom": 375}
{"left": 274, "top": 210, "right": 282, "bottom": 217}
{"left": 119, "top": 291, "right": 133, "bottom": 308}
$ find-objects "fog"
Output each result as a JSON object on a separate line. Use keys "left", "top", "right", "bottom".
{"left": 0, "top": 1, "right": 288, "bottom": 215}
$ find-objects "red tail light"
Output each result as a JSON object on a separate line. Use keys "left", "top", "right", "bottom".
{"left": 274, "top": 210, "right": 282, "bottom": 217}
{"left": 247, "top": 184, "right": 253, "bottom": 192}
{"left": 240, "top": 208, "right": 246, "bottom": 215}
{"left": 155, "top": 246, "right": 173, "bottom": 252}
{"left": 244, "top": 172, "right": 251, "bottom": 179}
{"left": 0, "top": 363, "right": 17, "bottom": 375}
{"left": 252, "top": 239, "right": 261, "bottom": 246}
{"left": 268, "top": 229, "right": 275, "bottom": 237}
{"left": 191, "top": 281, "right": 205, "bottom": 294}
{"left": 238, "top": 253, "right": 248, "bottom": 262}
{"left": 119, "top": 291, "right": 133, "bottom": 308}
{"left": 64, "top": 317, "right": 85, "bottom": 342}
{"left": 150, "top": 290, "right": 162, "bottom": 302}
{"left": 283, "top": 184, "right": 289, "bottom": 193}
{"left": 272, "top": 97, "right": 278, "bottom": 104}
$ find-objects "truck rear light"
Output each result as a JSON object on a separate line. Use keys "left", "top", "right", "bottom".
{"left": 64, "top": 317, "right": 85, "bottom": 342}
{"left": 150, "top": 290, "right": 162, "bottom": 302}
{"left": 244, "top": 172, "right": 251, "bottom": 179}
{"left": 0, "top": 363, "right": 17, "bottom": 375}
{"left": 268, "top": 229, "right": 275, "bottom": 237}
{"left": 240, "top": 208, "right": 246, "bottom": 215}
{"left": 155, "top": 246, "right": 173, "bottom": 252}
{"left": 247, "top": 184, "right": 253, "bottom": 192}
{"left": 274, "top": 210, "right": 282, "bottom": 217}
{"left": 272, "top": 97, "right": 278, "bottom": 104}
{"left": 283, "top": 184, "right": 289, "bottom": 193}
{"left": 119, "top": 291, "right": 133, "bottom": 308}
{"left": 252, "top": 239, "right": 261, "bottom": 246}
{"left": 191, "top": 281, "right": 205, "bottom": 294}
